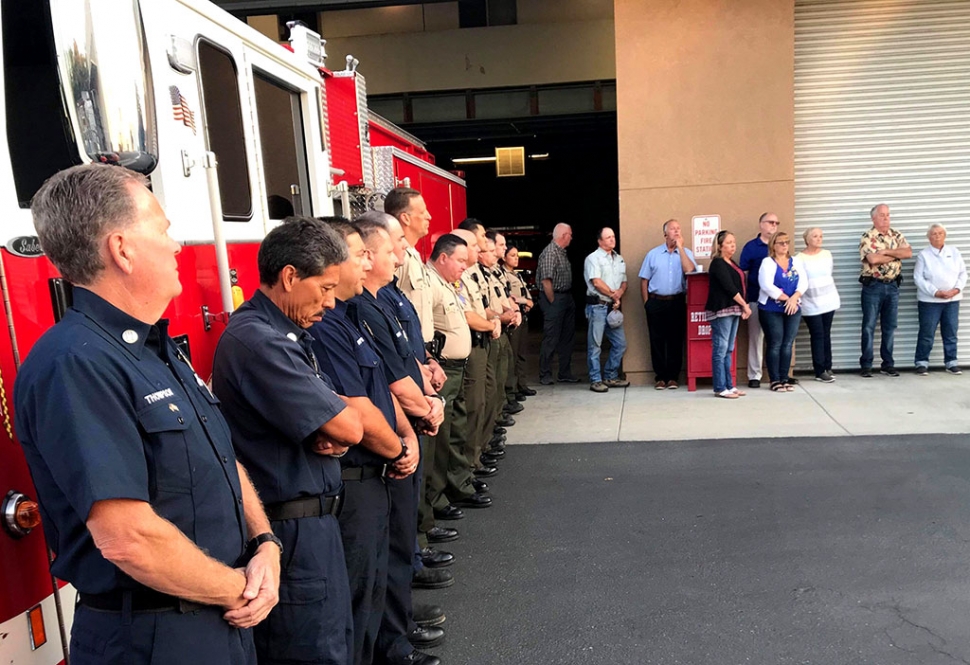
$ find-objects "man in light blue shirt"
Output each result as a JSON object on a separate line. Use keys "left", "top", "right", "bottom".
{"left": 584, "top": 227, "right": 629, "bottom": 392}
{"left": 638, "top": 219, "right": 697, "bottom": 389}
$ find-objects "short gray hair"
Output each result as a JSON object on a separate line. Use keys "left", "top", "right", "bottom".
{"left": 927, "top": 223, "right": 947, "bottom": 239}
{"left": 31, "top": 164, "right": 148, "bottom": 285}
{"left": 870, "top": 203, "right": 888, "bottom": 219}
{"left": 552, "top": 223, "right": 571, "bottom": 240}
{"left": 354, "top": 210, "right": 394, "bottom": 245}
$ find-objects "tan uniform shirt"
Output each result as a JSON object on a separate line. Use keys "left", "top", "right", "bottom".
{"left": 460, "top": 269, "right": 489, "bottom": 319}
{"left": 395, "top": 245, "right": 435, "bottom": 342}
{"left": 480, "top": 264, "right": 511, "bottom": 316}
{"left": 427, "top": 263, "right": 472, "bottom": 360}
{"left": 504, "top": 266, "right": 530, "bottom": 302}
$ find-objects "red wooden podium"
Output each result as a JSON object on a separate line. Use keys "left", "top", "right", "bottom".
{"left": 685, "top": 272, "right": 736, "bottom": 392}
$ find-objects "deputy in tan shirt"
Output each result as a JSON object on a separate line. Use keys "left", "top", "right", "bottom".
{"left": 424, "top": 234, "right": 488, "bottom": 524}
{"left": 385, "top": 187, "right": 435, "bottom": 343}
{"left": 454, "top": 229, "right": 502, "bottom": 476}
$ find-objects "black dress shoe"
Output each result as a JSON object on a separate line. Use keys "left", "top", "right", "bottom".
{"left": 473, "top": 466, "right": 498, "bottom": 477}
{"left": 451, "top": 492, "right": 492, "bottom": 509}
{"left": 427, "top": 526, "right": 459, "bottom": 543}
{"left": 408, "top": 626, "right": 445, "bottom": 649}
{"left": 495, "top": 415, "right": 515, "bottom": 427}
{"left": 488, "top": 433, "right": 507, "bottom": 446}
{"left": 401, "top": 651, "right": 441, "bottom": 665}
{"left": 518, "top": 386, "right": 537, "bottom": 396}
{"left": 539, "top": 377, "right": 554, "bottom": 385}
{"left": 493, "top": 426, "right": 507, "bottom": 436}
{"left": 503, "top": 401, "right": 524, "bottom": 415}
{"left": 472, "top": 478, "right": 489, "bottom": 493}
{"left": 413, "top": 603, "right": 445, "bottom": 628}
{"left": 433, "top": 505, "right": 465, "bottom": 521}
{"left": 412, "top": 567, "right": 454, "bottom": 590}
{"left": 747, "top": 379, "right": 760, "bottom": 389}
{"left": 420, "top": 547, "right": 454, "bottom": 568}
{"left": 485, "top": 447, "right": 506, "bottom": 459}
{"left": 558, "top": 375, "right": 580, "bottom": 383}
{"left": 479, "top": 455, "right": 498, "bottom": 469}
{"left": 514, "top": 393, "right": 527, "bottom": 402}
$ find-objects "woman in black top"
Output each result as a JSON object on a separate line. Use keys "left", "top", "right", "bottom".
{"left": 705, "top": 231, "right": 752, "bottom": 398}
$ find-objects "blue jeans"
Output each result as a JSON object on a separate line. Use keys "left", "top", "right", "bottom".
{"left": 915, "top": 301, "right": 960, "bottom": 368}
{"left": 803, "top": 310, "right": 835, "bottom": 377}
{"left": 860, "top": 281, "right": 899, "bottom": 369}
{"left": 586, "top": 304, "right": 627, "bottom": 383}
{"left": 759, "top": 309, "right": 802, "bottom": 384}
{"left": 710, "top": 315, "right": 740, "bottom": 393}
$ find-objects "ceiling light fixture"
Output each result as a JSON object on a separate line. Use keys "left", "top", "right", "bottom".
{"left": 452, "top": 156, "right": 497, "bottom": 164}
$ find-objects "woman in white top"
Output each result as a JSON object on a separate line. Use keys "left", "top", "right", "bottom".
{"left": 796, "top": 227, "right": 841, "bottom": 382}
{"left": 913, "top": 223, "right": 967, "bottom": 375}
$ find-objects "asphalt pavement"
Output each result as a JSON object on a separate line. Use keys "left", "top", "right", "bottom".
{"left": 418, "top": 435, "right": 970, "bottom": 665}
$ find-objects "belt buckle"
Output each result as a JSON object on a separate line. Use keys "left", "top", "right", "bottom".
{"left": 380, "top": 464, "right": 389, "bottom": 478}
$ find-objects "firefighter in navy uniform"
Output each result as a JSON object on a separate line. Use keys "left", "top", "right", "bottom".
{"left": 212, "top": 217, "right": 363, "bottom": 665}
{"left": 308, "top": 219, "right": 425, "bottom": 665}
{"left": 349, "top": 215, "right": 449, "bottom": 664}
{"left": 14, "top": 165, "right": 279, "bottom": 665}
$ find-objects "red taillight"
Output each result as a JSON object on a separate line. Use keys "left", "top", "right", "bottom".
{"left": 3, "top": 490, "right": 41, "bottom": 538}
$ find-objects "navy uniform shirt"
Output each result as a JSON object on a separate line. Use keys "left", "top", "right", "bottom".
{"left": 350, "top": 289, "right": 424, "bottom": 389}
{"left": 212, "top": 290, "right": 345, "bottom": 503}
{"left": 309, "top": 299, "right": 396, "bottom": 468}
{"left": 14, "top": 288, "right": 246, "bottom": 594}
{"left": 379, "top": 277, "right": 428, "bottom": 363}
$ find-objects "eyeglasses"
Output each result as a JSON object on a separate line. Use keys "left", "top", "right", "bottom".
{"left": 775, "top": 240, "right": 790, "bottom": 246}
{"left": 763, "top": 220, "right": 780, "bottom": 225}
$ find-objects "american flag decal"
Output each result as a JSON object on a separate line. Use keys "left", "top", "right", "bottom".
{"left": 169, "top": 85, "right": 196, "bottom": 134}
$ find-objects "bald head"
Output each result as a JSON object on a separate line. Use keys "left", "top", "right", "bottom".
{"left": 553, "top": 223, "right": 573, "bottom": 248}
{"left": 453, "top": 228, "right": 480, "bottom": 264}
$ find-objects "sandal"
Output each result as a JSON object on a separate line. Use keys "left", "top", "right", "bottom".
{"left": 770, "top": 382, "right": 786, "bottom": 392}
{"left": 731, "top": 388, "right": 747, "bottom": 397}
{"left": 716, "top": 389, "right": 739, "bottom": 399}
{"left": 784, "top": 383, "right": 796, "bottom": 392}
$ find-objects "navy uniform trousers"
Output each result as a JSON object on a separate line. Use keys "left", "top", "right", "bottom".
{"left": 338, "top": 473, "right": 392, "bottom": 665}
{"left": 374, "top": 459, "right": 422, "bottom": 664}
{"left": 71, "top": 602, "right": 255, "bottom": 665}
{"left": 257, "top": 515, "right": 353, "bottom": 665}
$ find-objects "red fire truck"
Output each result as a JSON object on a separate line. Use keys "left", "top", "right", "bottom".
{"left": 0, "top": 2, "right": 464, "bottom": 662}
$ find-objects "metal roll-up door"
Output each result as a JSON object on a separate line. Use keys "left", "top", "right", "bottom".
{"left": 794, "top": 0, "right": 970, "bottom": 371}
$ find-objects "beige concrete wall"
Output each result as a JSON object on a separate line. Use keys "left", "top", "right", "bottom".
{"left": 326, "top": 20, "right": 615, "bottom": 94}
{"left": 518, "top": 0, "right": 613, "bottom": 24}
{"left": 246, "top": 1, "right": 615, "bottom": 95}
{"left": 615, "top": 0, "right": 794, "bottom": 381}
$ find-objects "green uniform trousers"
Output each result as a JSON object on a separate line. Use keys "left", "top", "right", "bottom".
{"left": 504, "top": 330, "right": 518, "bottom": 404}
{"left": 420, "top": 360, "right": 464, "bottom": 536}
{"left": 430, "top": 362, "right": 476, "bottom": 510}
{"left": 459, "top": 345, "right": 489, "bottom": 470}
{"left": 483, "top": 334, "right": 511, "bottom": 448}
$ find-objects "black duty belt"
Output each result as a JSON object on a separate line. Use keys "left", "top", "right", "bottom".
{"left": 648, "top": 293, "right": 683, "bottom": 301}
{"left": 586, "top": 295, "right": 612, "bottom": 305}
{"left": 79, "top": 589, "right": 204, "bottom": 614}
{"left": 440, "top": 358, "right": 467, "bottom": 368}
{"left": 341, "top": 465, "right": 387, "bottom": 481}
{"left": 471, "top": 331, "right": 490, "bottom": 348}
{"left": 264, "top": 493, "right": 343, "bottom": 521}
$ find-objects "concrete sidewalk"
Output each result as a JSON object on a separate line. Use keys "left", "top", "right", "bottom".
{"left": 510, "top": 371, "right": 970, "bottom": 444}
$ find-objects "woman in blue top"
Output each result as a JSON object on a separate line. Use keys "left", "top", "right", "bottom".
{"left": 757, "top": 231, "right": 805, "bottom": 392}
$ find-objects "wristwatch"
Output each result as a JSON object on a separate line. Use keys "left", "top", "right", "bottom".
{"left": 391, "top": 437, "right": 409, "bottom": 463}
{"left": 246, "top": 532, "right": 283, "bottom": 558}
{"left": 430, "top": 394, "right": 446, "bottom": 407}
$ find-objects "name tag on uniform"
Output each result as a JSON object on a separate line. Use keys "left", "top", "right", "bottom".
{"left": 144, "top": 388, "right": 175, "bottom": 404}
